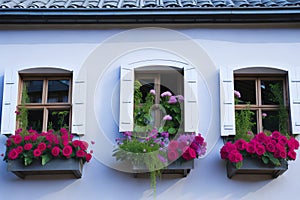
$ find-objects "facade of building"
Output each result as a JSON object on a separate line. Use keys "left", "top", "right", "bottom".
{"left": 1, "top": 1, "right": 300, "bottom": 199}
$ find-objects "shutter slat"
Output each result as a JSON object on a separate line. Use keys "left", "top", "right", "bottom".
{"left": 119, "top": 66, "right": 134, "bottom": 132}
{"left": 184, "top": 67, "right": 199, "bottom": 132}
{"left": 71, "top": 69, "right": 87, "bottom": 135}
{"left": 289, "top": 68, "right": 300, "bottom": 134}
{"left": 1, "top": 69, "right": 18, "bottom": 135}
{"left": 220, "top": 67, "right": 235, "bottom": 136}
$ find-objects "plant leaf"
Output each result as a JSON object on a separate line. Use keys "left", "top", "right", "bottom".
{"left": 168, "top": 127, "right": 176, "bottom": 134}
{"left": 235, "top": 161, "right": 243, "bottom": 169}
{"left": 24, "top": 157, "right": 33, "bottom": 166}
{"left": 262, "top": 155, "right": 269, "bottom": 164}
{"left": 41, "top": 154, "right": 52, "bottom": 166}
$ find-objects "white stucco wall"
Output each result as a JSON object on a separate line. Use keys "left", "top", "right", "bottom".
{"left": 0, "top": 24, "right": 300, "bottom": 200}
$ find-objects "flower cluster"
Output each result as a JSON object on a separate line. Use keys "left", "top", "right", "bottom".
{"left": 220, "top": 131, "right": 299, "bottom": 168}
{"left": 167, "top": 133, "right": 207, "bottom": 161}
{"left": 4, "top": 128, "right": 93, "bottom": 166}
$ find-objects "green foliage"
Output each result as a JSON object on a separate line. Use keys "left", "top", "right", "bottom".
{"left": 16, "top": 85, "right": 29, "bottom": 136}
{"left": 235, "top": 105, "right": 255, "bottom": 142}
{"left": 51, "top": 111, "right": 69, "bottom": 130}
{"left": 269, "top": 83, "right": 289, "bottom": 135}
{"left": 133, "top": 81, "right": 154, "bottom": 133}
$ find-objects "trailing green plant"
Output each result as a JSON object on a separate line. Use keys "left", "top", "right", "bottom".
{"left": 16, "top": 85, "right": 29, "bottom": 136}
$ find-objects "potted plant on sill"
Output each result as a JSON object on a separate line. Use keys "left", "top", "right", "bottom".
{"left": 2, "top": 99, "right": 93, "bottom": 179}
{"left": 113, "top": 83, "right": 207, "bottom": 194}
{"left": 220, "top": 89, "right": 299, "bottom": 178}
{"left": 3, "top": 127, "right": 93, "bottom": 179}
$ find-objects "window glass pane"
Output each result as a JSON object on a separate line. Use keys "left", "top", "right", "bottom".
{"left": 234, "top": 80, "right": 256, "bottom": 104}
{"left": 261, "top": 80, "right": 283, "bottom": 105}
{"left": 47, "top": 80, "right": 69, "bottom": 103}
{"left": 27, "top": 109, "right": 43, "bottom": 132}
{"left": 47, "top": 109, "right": 70, "bottom": 131}
{"left": 262, "top": 110, "right": 279, "bottom": 133}
{"left": 24, "top": 80, "right": 43, "bottom": 103}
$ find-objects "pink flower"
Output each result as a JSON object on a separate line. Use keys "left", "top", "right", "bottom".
{"left": 15, "top": 110, "right": 20, "bottom": 115}
{"left": 271, "top": 131, "right": 281, "bottom": 140}
{"left": 76, "top": 150, "right": 85, "bottom": 158}
{"left": 31, "top": 134, "right": 38, "bottom": 141}
{"left": 262, "top": 113, "right": 267, "bottom": 118}
{"left": 85, "top": 153, "right": 92, "bottom": 162}
{"left": 228, "top": 150, "right": 243, "bottom": 163}
{"left": 8, "top": 149, "right": 19, "bottom": 160}
{"left": 288, "top": 137, "right": 299, "bottom": 150}
{"left": 62, "top": 145, "right": 73, "bottom": 158}
{"left": 168, "top": 140, "right": 179, "bottom": 151}
{"left": 246, "top": 143, "right": 256, "bottom": 154}
{"left": 168, "top": 96, "right": 177, "bottom": 104}
{"left": 161, "top": 91, "right": 172, "bottom": 97}
{"left": 16, "top": 146, "right": 23, "bottom": 153}
{"left": 266, "top": 143, "right": 276, "bottom": 152}
{"left": 51, "top": 146, "right": 60, "bottom": 157}
{"left": 235, "top": 139, "right": 247, "bottom": 150}
{"left": 13, "top": 135, "right": 22, "bottom": 144}
{"left": 195, "top": 135, "right": 204, "bottom": 145}
{"left": 288, "top": 150, "right": 297, "bottom": 160}
{"left": 254, "top": 132, "right": 267, "bottom": 143}
{"left": 24, "top": 135, "right": 31, "bottom": 141}
{"left": 72, "top": 140, "right": 81, "bottom": 147}
{"left": 6, "top": 139, "right": 12, "bottom": 147}
{"left": 182, "top": 147, "right": 196, "bottom": 160}
{"left": 278, "top": 135, "right": 288, "bottom": 145}
{"left": 79, "top": 141, "right": 89, "bottom": 150}
{"left": 91, "top": 141, "right": 95, "bottom": 145}
{"left": 163, "top": 115, "right": 172, "bottom": 121}
{"left": 24, "top": 143, "right": 32, "bottom": 151}
{"left": 168, "top": 150, "right": 178, "bottom": 161}
{"left": 33, "top": 149, "right": 42, "bottom": 157}
{"left": 234, "top": 90, "right": 241, "bottom": 98}
{"left": 176, "top": 95, "right": 184, "bottom": 103}
{"left": 38, "top": 142, "right": 47, "bottom": 151}
{"left": 255, "top": 144, "right": 266, "bottom": 156}
{"left": 150, "top": 89, "right": 155, "bottom": 95}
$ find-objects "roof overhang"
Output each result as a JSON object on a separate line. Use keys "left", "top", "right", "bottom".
{"left": 1, "top": 8, "right": 300, "bottom": 24}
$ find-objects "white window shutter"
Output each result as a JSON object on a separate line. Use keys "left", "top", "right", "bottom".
{"left": 288, "top": 68, "right": 300, "bottom": 135}
{"left": 184, "top": 66, "right": 199, "bottom": 132}
{"left": 219, "top": 67, "right": 235, "bottom": 136}
{"left": 1, "top": 69, "right": 18, "bottom": 135}
{"left": 72, "top": 69, "right": 87, "bottom": 135}
{"left": 119, "top": 66, "right": 134, "bottom": 132}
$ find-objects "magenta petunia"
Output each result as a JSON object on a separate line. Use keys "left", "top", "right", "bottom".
{"left": 38, "top": 142, "right": 47, "bottom": 151}
{"left": 8, "top": 149, "right": 19, "bottom": 160}
{"left": 62, "top": 145, "right": 73, "bottom": 158}
{"left": 288, "top": 150, "right": 297, "bottom": 160}
{"left": 33, "top": 149, "right": 42, "bottom": 157}
{"left": 51, "top": 146, "right": 60, "bottom": 157}
{"left": 24, "top": 143, "right": 33, "bottom": 151}
{"left": 76, "top": 149, "right": 85, "bottom": 158}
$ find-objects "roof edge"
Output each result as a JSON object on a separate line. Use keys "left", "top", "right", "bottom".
{"left": 1, "top": 8, "right": 300, "bottom": 24}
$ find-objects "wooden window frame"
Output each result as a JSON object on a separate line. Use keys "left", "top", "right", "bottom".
{"left": 234, "top": 74, "right": 289, "bottom": 133}
{"left": 18, "top": 74, "right": 72, "bottom": 132}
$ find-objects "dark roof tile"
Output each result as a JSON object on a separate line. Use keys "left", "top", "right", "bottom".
{"left": 1, "top": 0, "right": 300, "bottom": 8}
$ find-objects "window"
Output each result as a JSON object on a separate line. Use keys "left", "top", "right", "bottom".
{"left": 134, "top": 67, "right": 184, "bottom": 131}
{"left": 19, "top": 76, "right": 72, "bottom": 132}
{"left": 220, "top": 67, "right": 300, "bottom": 136}
{"left": 234, "top": 75, "right": 289, "bottom": 134}
{"left": 119, "top": 64, "right": 198, "bottom": 133}
{"left": 1, "top": 67, "right": 86, "bottom": 135}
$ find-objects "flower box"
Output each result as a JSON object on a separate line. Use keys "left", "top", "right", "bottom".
{"left": 226, "top": 156, "right": 288, "bottom": 179}
{"left": 7, "top": 158, "right": 83, "bottom": 179}
{"left": 133, "top": 159, "right": 194, "bottom": 177}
